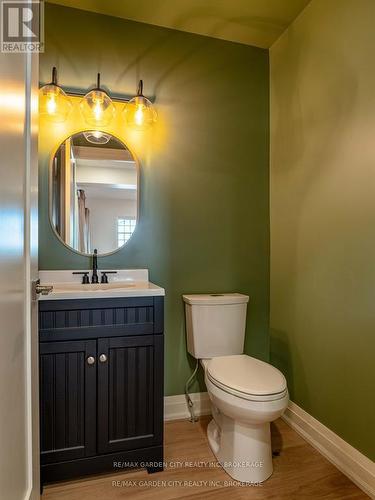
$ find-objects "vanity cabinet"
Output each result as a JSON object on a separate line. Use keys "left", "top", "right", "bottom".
{"left": 97, "top": 335, "right": 163, "bottom": 454}
{"left": 40, "top": 340, "right": 97, "bottom": 465}
{"left": 39, "top": 296, "right": 164, "bottom": 484}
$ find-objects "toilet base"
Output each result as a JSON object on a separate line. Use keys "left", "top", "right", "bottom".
{"left": 207, "top": 414, "right": 273, "bottom": 483}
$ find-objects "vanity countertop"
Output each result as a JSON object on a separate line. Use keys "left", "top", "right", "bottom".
{"left": 38, "top": 269, "right": 165, "bottom": 300}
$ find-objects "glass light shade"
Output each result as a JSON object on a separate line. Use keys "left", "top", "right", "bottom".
{"left": 80, "top": 89, "right": 115, "bottom": 127}
{"left": 39, "top": 84, "right": 72, "bottom": 122}
{"left": 123, "top": 95, "right": 157, "bottom": 130}
{"left": 83, "top": 130, "right": 111, "bottom": 144}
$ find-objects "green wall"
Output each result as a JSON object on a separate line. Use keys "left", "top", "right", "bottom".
{"left": 39, "top": 4, "right": 270, "bottom": 396}
{"left": 270, "top": 0, "right": 375, "bottom": 460}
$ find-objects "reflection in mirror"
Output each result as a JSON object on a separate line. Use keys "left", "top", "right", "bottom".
{"left": 50, "top": 131, "right": 138, "bottom": 255}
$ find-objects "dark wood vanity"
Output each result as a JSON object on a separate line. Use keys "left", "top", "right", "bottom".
{"left": 39, "top": 295, "right": 164, "bottom": 485}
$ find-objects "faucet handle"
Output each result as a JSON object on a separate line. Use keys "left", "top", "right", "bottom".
{"left": 100, "top": 271, "right": 117, "bottom": 284}
{"left": 73, "top": 271, "right": 90, "bottom": 284}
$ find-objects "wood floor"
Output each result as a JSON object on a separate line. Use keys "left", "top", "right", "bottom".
{"left": 42, "top": 416, "right": 368, "bottom": 500}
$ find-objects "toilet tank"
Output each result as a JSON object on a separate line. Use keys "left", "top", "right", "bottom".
{"left": 183, "top": 293, "right": 249, "bottom": 359}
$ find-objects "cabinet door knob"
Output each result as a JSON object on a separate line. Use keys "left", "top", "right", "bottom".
{"left": 99, "top": 354, "right": 108, "bottom": 363}
{"left": 87, "top": 356, "right": 95, "bottom": 365}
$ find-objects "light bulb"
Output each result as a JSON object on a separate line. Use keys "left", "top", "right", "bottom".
{"left": 123, "top": 95, "right": 156, "bottom": 131}
{"left": 80, "top": 88, "right": 115, "bottom": 127}
{"left": 123, "top": 80, "right": 157, "bottom": 131}
{"left": 93, "top": 100, "right": 103, "bottom": 121}
{"left": 80, "top": 74, "right": 115, "bottom": 127}
{"left": 46, "top": 93, "right": 57, "bottom": 115}
{"left": 39, "top": 68, "right": 72, "bottom": 123}
{"left": 134, "top": 102, "right": 145, "bottom": 126}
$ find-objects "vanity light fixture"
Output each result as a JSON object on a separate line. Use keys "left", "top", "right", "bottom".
{"left": 123, "top": 80, "right": 157, "bottom": 130}
{"left": 39, "top": 67, "right": 72, "bottom": 122}
{"left": 80, "top": 73, "right": 116, "bottom": 127}
{"left": 40, "top": 68, "right": 157, "bottom": 130}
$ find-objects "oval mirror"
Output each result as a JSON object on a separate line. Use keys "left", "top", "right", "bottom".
{"left": 49, "top": 131, "right": 138, "bottom": 255}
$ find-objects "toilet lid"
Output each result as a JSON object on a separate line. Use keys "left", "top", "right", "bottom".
{"left": 207, "top": 355, "right": 287, "bottom": 396}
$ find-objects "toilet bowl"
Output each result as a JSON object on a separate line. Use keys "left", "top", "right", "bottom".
{"left": 202, "top": 355, "right": 288, "bottom": 483}
{"left": 182, "top": 293, "right": 289, "bottom": 483}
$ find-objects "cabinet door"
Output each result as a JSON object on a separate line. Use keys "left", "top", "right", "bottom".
{"left": 97, "top": 335, "right": 163, "bottom": 454}
{"left": 40, "top": 340, "right": 97, "bottom": 464}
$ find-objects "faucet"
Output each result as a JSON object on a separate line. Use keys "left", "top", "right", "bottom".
{"left": 91, "top": 248, "right": 99, "bottom": 283}
{"left": 72, "top": 250, "right": 118, "bottom": 285}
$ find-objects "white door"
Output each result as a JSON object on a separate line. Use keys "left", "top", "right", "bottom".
{"left": 0, "top": 47, "right": 39, "bottom": 500}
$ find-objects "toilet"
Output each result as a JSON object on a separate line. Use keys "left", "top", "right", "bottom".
{"left": 183, "top": 293, "right": 288, "bottom": 483}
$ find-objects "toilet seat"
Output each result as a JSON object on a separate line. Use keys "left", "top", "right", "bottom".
{"left": 206, "top": 354, "right": 287, "bottom": 402}
{"left": 207, "top": 373, "right": 288, "bottom": 402}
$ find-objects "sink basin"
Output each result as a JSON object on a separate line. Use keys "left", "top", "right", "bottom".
{"left": 38, "top": 269, "right": 165, "bottom": 300}
{"left": 53, "top": 282, "right": 136, "bottom": 292}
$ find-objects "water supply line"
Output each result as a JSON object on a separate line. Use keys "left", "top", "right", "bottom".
{"left": 184, "top": 359, "right": 199, "bottom": 422}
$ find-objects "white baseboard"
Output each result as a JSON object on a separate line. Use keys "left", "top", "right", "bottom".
{"left": 282, "top": 401, "right": 375, "bottom": 499}
{"left": 164, "top": 392, "right": 211, "bottom": 421}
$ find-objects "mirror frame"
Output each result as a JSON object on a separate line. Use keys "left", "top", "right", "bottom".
{"left": 48, "top": 129, "right": 140, "bottom": 257}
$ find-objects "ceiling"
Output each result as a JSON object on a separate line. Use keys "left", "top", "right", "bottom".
{"left": 47, "top": 0, "right": 311, "bottom": 49}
